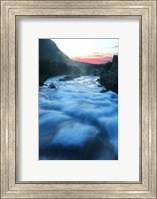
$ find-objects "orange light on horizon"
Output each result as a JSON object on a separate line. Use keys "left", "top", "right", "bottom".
{"left": 71, "top": 56, "right": 113, "bottom": 65}
{"left": 52, "top": 39, "right": 118, "bottom": 64}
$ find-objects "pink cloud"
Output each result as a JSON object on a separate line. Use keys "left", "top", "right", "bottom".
{"left": 71, "top": 56, "right": 113, "bottom": 64}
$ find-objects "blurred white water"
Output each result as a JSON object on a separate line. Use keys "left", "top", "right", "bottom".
{"left": 39, "top": 75, "right": 118, "bottom": 160}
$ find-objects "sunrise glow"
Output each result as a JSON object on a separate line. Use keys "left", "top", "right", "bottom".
{"left": 52, "top": 39, "right": 118, "bottom": 64}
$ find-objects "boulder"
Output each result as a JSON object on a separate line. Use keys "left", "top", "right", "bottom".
{"left": 100, "top": 89, "right": 107, "bottom": 93}
{"left": 48, "top": 83, "right": 57, "bottom": 90}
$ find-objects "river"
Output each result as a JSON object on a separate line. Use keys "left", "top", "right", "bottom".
{"left": 39, "top": 75, "right": 118, "bottom": 160}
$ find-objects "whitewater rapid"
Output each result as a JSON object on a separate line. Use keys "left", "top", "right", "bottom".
{"left": 39, "top": 75, "right": 118, "bottom": 160}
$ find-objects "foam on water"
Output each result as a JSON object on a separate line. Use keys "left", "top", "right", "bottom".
{"left": 39, "top": 75, "right": 118, "bottom": 160}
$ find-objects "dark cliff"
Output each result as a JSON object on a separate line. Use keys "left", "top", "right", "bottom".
{"left": 97, "top": 55, "right": 118, "bottom": 93}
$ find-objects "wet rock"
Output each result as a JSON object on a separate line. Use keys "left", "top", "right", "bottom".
{"left": 48, "top": 83, "right": 57, "bottom": 90}
{"left": 100, "top": 89, "right": 107, "bottom": 93}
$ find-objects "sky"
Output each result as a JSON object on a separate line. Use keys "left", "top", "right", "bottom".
{"left": 52, "top": 39, "right": 118, "bottom": 64}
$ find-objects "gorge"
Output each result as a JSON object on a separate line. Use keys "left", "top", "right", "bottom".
{"left": 39, "top": 39, "right": 118, "bottom": 160}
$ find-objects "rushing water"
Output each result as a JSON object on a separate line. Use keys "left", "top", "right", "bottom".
{"left": 39, "top": 75, "right": 118, "bottom": 160}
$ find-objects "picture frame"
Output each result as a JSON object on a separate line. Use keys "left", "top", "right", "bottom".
{"left": 0, "top": 0, "right": 156, "bottom": 198}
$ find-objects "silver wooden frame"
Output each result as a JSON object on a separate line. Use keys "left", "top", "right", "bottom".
{"left": 0, "top": 0, "right": 156, "bottom": 198}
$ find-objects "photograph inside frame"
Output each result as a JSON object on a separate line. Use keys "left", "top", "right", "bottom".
{"left": 39, "top": 38, "right": 118, "bottom": 160}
